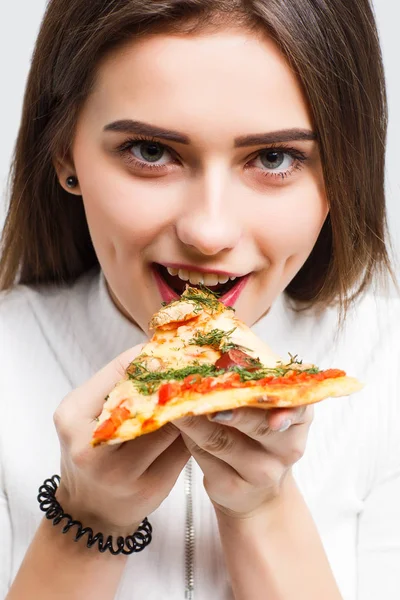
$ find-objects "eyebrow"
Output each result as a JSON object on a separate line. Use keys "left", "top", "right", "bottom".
{"left": 103, "top": 120, "right": 317, "bottom": 147}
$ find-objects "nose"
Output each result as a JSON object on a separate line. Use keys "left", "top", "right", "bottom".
{"left": 175, "top": 168, "right": 242, "bottom": 256}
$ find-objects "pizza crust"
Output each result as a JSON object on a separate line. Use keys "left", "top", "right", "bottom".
{"left": 102, "top": 375, "right": 363, "bottom": 445}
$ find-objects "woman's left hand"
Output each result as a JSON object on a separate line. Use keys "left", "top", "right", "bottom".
{"left": 172, "top": 404, "right": 313, "bottom": 518}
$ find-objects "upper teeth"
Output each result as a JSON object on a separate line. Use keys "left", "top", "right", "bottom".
{"left": 167, "top": 267, "right": 236, "bottom": 286}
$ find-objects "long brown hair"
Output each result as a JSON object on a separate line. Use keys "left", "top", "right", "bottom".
{"left": 0, "top": 0, "right": 397, "bottom": 322}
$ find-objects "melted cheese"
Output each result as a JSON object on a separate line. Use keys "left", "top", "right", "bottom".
{"left": 206, "top": 312, "right": 282, "bottom": 367}
{"left": 149, "top": 300, "right": 201, "bottom": 329}
{"left": 98, "top": 294, "right": 281, "bottom": 432}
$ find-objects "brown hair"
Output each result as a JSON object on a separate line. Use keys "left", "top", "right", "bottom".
{"left": 0, "top": 0, "right": 397, "bottom": 322}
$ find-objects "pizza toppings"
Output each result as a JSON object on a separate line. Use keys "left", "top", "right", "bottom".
{"left": 149, "top": 299, "right": 201, "bottom": 330}
{"left": 93, "top": 405, "right": 131, "bottom": 444}
{"left": 215, "top": 348, "right": 262, "bottom": 371}
{"left": 189, "top": 327, "right": 237, "bottom": 348}
{"left": 92, "top": 285, "right": 362, "bottom": 447}
{"left": 154, "top": 367, "right": 348, "bottom": 407}
{"left": 129, "top": 348, "right": 326, "bottom": 400}
{"left": 158, "top": 382, "right": 181, "bottom": 406}
{"left": 129, "top": 362, "right": 224, "bottom": 396}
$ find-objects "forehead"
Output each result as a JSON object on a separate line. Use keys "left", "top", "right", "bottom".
{"left": 85, "top": 30, "right": 312, "bottom": 140}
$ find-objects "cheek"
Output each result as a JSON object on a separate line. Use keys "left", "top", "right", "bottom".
{"left": 72, "top": 140, "right": 178, "bottom": 247}
{"left": 253, "top": 175, "right": 328, "bottom": 259}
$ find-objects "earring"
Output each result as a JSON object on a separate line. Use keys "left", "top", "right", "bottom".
{"left": 66, "top": 175, "right": 78, "bottom": 189}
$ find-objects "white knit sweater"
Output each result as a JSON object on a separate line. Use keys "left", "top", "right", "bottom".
{"left": 0, "top": 268, "right": 399, "bottom": 600}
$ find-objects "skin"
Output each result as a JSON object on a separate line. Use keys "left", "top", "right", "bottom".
{"left": 56, "top": 28, "right": 329, "bottom": 517}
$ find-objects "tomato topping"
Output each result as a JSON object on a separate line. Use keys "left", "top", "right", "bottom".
{"left": 110, "top": 406, "right": 130, "bottom": 427}
{"left": 159, "top": 316, "right": 199, "bottom": 331}
{"left": 159, "top": 322, "right": 180, "bottom": 331}
{"left": 93, "top": 405, "right": 130, "bottom": 443}
{"left": 227, "top": 372, "right": 242, "bottom": 387}
{"left": 93, "top": 418, "right": 116, "bottom": 442}
{"left": 158, "top": 382, "right": 181, "bottom": 405}
{"left": 142, "top": 417, "right": 157, "bottom": 430}
{"left": 256, "top": 369, "right": 346, "bottom": 387}
{"left": 215, "top": 349, "right": 261, "bottom": 371}
{"left": 321, "top": 369, "right": 345, "bottom": 379}
{"left": 191, "top": 377, "right": 214, "bottom": 394}
{"left": 257, "top": 376, "right": 274, "bottom": 386}
{"left": 182, "top": 374, "right": 202, "bottom": 390}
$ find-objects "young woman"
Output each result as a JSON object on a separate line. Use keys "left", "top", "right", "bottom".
{"left": 1, "top": 1, "right": 399, "bottom": 599}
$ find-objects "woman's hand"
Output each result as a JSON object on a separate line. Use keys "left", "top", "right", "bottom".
{"left": 172, "top": 405, "right": 313, "bottom": 518}
{"left": 53, "top": 345, "right": 190, "bottom": 537}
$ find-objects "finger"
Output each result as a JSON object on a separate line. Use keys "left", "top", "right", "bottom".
{"left": 209, "top": 405, "right": 312, "bottom": 440}
{"left": 173, "top": 415, "right": 282, "bottom": 487}
{"left": 208, "top": 406, "right": 313, "bottom": 461}
{"left": 266, "top": 405, "right": 311, "bottom": 430}
{"left": 113, "top": 423, "right": 184, "bottom": 477}
{"left": 181, "top": 431, "right": 246, "bottom": 487}
{"left": 77, "top": 434, "right": 190, "bottom": 521}
{"left": 184, "top": 438, "right": 285, "bottom": 515}
{"left": 145, "top": 435, "right": 191, "bottom": 489}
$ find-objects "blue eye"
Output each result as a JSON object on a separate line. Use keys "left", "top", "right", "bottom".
{"left": 116, "top": 136, "right": 309, "bottom": 181}
{"left": 248, "top": 145, "right": 309, "bottom": 180}
{"left": 130, "top": 141, "right": 173, "bottom": 165}
{"left": 257, "top": 151, "right": 293, "bottom": 171}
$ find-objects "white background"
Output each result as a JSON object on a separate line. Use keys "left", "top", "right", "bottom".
{"left": 0, "top": 1, "right": 399, "bottom": 277}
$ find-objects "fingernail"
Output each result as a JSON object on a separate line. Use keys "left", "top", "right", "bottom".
{"left": 277, "top": 419, "right": 292, "bottom": 432}
{"left": 210, "top": 410, "right": 234, "bottom": 422}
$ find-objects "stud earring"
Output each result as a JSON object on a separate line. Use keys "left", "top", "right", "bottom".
{"left": 66, "top": 175, "right": 78, "bottom": 189}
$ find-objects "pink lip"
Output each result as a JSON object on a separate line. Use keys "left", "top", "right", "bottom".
{"left": 220, "top": 274, "right": 249, "bottom": 307}
{"left": 153, "top": 265, "right": 180, "bottom": 304}
{"left": 158, "top": 262, "right": 244, "bottom": 278}
{"left": 152, "top": 265, "right": 250, "bottom": 307}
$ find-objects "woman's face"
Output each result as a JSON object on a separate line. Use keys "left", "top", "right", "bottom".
{"left": 61, "top": 28, "right": 328, "bottom": 333}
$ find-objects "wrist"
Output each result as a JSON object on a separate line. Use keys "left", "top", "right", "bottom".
{"left": 56, "top": 483, "right": 142, "bottom": 538}
{"left": 214, "top": 469, "right": 297, "bottom": 527}
{"left": 38, "top": 474, "right": 153, "bottom": 557}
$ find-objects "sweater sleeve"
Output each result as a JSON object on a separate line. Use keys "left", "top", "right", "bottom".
{"left": 356, "top": 378, "right": 400, "bottom": 599}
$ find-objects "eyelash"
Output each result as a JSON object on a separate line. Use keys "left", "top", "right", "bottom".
{"left": 115, "top": 135, "right": 309, "bottom": 180}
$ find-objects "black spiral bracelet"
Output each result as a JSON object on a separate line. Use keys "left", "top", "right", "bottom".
{"left": 37, "top": 475, "right": 153, "bottom": 555}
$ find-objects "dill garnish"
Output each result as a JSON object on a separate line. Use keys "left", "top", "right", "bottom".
{"left": 287, "top": 353, "right": 302, "bottom": 365}
{"left": 189, "top": 327, "right": 237, "bottom": 348}
{"left": 198, "top": 283, "right": 221, "bottom": 296}
{"left": 126, "top": 356, "right": 320, "bottom": 394}
{"left": 219, "top": 340, "right": 253, "bottom": 353}
{"left": 229, "top": 363, "right": 320, "bottom": 382}
{"left": 126, "top": 344, "right": 319, "bottom": 396}
{"left": 159, "top": 283, "right": 235, "bottom": 314}
{"left": 182, "top": 287, "right": 221, "bottom": 313}
{"left": 127, "top": 361, "right": 225, "bottom": 395}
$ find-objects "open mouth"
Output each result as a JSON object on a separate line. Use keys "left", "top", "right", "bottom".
{"left": 152, "top": 263, "right": 249, "bottom": 306}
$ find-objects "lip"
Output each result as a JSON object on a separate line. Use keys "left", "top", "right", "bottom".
{"left": 152, "top": 264, "right": 250, "bottom": 307}
{"left": 158, "top": 261, "right": 246, "bottom": 278}
{"left": 220, "top": 274, "right": 249, "bottom": 307}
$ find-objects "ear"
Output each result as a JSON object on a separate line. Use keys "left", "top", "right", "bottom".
{"left": 53, "top": 156, "right": 82, "bottom": 196}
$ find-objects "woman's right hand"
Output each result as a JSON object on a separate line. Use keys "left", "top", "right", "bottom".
{"left": 53, "top": 344, "right": 191, "bottom": 537}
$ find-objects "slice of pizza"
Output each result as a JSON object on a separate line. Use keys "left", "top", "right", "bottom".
{"left": 91, "top": 286, "right": 363, "bottom": 446}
